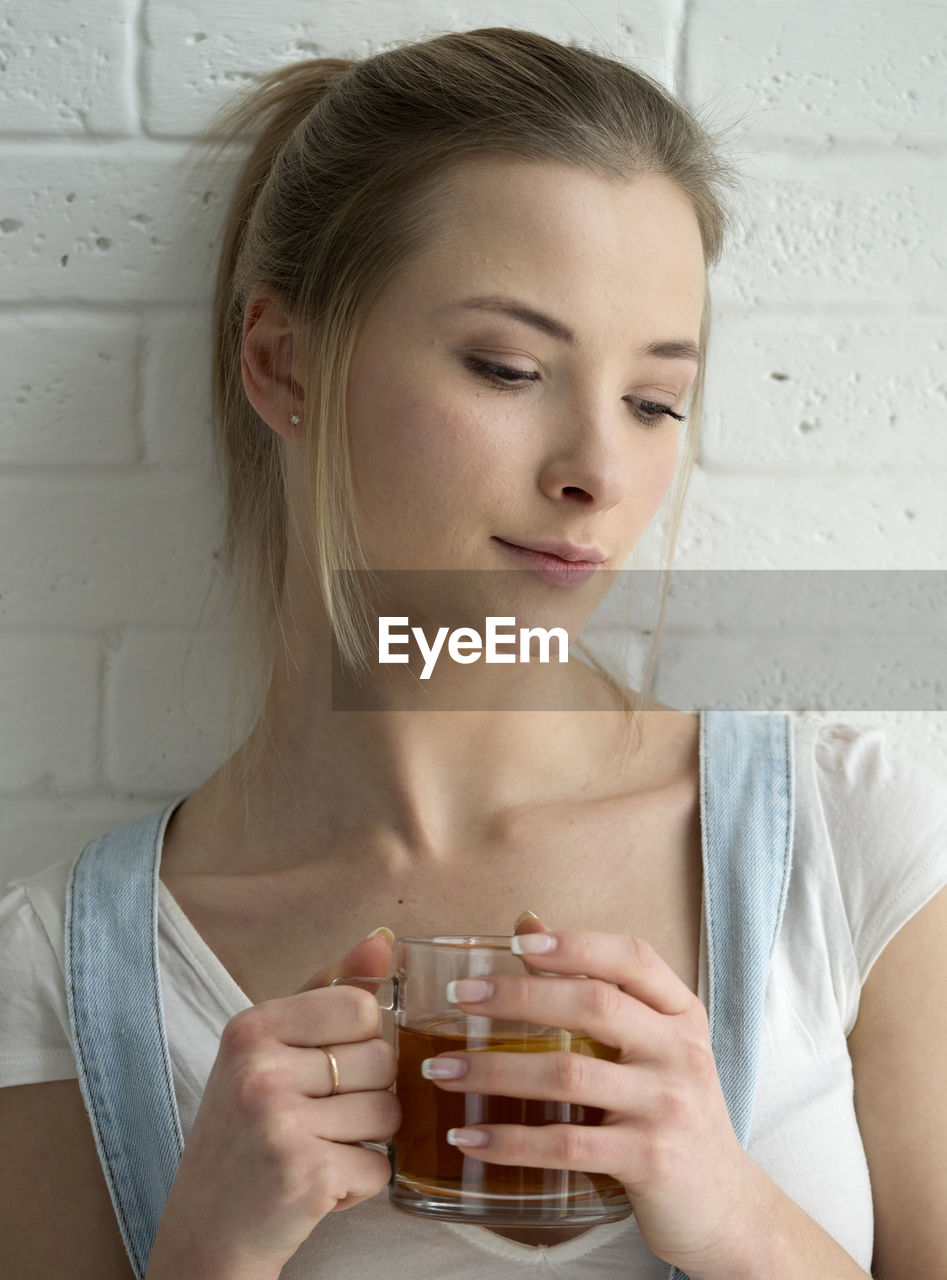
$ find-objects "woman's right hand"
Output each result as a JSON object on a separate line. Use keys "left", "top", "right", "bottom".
{"left": 147, "top": 929, "right": 399, "bottom": 1279}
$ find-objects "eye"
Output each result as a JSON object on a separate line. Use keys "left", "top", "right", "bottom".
{"left": 464, "top": 356, "right": 538, "bottom": 393}
{"left": 463, "top": 357, "right": 687, "bottom": 429}
{"left": 625, "top": 397, "right": 688, "bottom": 428}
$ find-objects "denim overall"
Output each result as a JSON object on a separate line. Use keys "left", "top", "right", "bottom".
{"left": 64, "top": 707, "right": 794, "bottom": 1279}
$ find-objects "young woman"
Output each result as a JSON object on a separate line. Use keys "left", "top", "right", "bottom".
{"left": 1, "top": 27, "right": 945, "bottom": 1280}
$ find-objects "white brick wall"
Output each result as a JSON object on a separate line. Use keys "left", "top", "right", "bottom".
{"left": 1, "top": 2, "right": 945, "bottom": 886}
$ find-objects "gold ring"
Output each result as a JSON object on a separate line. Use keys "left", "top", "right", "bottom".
{"left": 321, "top": 1046, "right": 341, "bottom": 1096}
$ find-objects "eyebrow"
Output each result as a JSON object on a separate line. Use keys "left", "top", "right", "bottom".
{"left": 446, "top": 294, "right": 701, "bottom": 365}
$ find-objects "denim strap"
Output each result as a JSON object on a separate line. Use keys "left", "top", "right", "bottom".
{"left": 668, "top": 709, "right": 794, "bottom": 1280}
{"left": 65, "top": 798, "right": 186, "bottom": 1279}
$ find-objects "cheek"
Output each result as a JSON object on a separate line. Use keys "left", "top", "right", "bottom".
{"left": 651, "top": 430, "right": 682, "bottom": 499}
{"left": 348, "top": 373, "right": 493, "bottom": 504}
{"left": 629, "top": 430, "right": 682, "bottom": 524}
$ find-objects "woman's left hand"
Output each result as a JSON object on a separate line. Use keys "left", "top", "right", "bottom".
{"left": 428, "top": 919, "right": 769, "bottom": 1275}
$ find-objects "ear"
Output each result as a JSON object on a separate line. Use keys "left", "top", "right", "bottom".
{"left": 240, "top": 286, "right": 307, "bottom": 441}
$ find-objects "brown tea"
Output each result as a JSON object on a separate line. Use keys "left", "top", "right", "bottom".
{"left": 391, "top": 1015, "right": 632, "bottom": 1223}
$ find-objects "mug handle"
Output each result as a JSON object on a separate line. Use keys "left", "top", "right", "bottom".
{"left": 330, "top": 974, "right": 399, "bottom": 1012}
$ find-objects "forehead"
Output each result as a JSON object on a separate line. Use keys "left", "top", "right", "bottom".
{"left": 393, "top": 157, "right": 706, "bottom": 337}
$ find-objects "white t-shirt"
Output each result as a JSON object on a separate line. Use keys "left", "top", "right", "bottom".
{"left": 2, "top": 717, "right": 946, "bottom": 1278}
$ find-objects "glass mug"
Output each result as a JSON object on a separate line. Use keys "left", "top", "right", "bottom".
{"left": 334, "top": 935, "right": 633, "bottom": 1227}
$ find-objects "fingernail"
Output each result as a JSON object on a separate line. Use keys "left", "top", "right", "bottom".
{"left": 421, "top": 1056, "right": 468, "bottom": 1080}
{"left": 513, "top": 910, "right": 542, "bottom": 928}
{"left": 447, "top": 1127, "right": 489, "bottom": 1148}
{"left": 511, "top": 933, "right": 557, "bottom": 955}
{"left": 366, "top": 926, "right": 395, "bottom": 945}
{"left": 446, "top": 979, "right": 493, "bottom": 1003}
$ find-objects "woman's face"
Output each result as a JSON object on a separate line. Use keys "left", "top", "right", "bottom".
{"left": 344, "top": 157, "right": 705, "bottom": 630}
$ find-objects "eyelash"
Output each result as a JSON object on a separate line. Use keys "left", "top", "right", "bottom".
{"left": 464, "top": 357, "right": 687, "bottom": 428}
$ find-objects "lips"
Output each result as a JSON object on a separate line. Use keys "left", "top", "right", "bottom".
{"left": 494, "top": 537, "right": 606, "bottom": 565}
{"left": 492, "top": 538, "right": 602, "bottom": 587}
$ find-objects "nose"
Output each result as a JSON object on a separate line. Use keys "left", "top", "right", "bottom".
{"left": 536, "top": 398, "right": 640, "bottom": 510}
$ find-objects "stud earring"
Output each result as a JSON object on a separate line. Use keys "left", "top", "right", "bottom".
{"left": 289, "top": 413, "right": 300, "bottom": 425}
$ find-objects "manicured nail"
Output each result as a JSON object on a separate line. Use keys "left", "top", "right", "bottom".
{"left": 510, "top": 933, "right": 557, "bottom": 955}
{"left": 366, "top": 927, "right": 395, "bottom": 945}
{"left": 446, "top": 979, "right": 493, "bottom": 1003}
{"left": 513, "top": 910, "right": 541, "bottom": 928}
{"left": 447, "top": 1127, "right": 489, "bottom": 1148}
{"left": 421, "top": 1056, "right": 468, "bottom": 1080}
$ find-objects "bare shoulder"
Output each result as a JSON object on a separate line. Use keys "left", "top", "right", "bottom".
{"left": 847, "top": 884, "right": 947, "bottom": 1279}
{"left": 0, "top": 1079, "right": 134, "bottom": 1279}
{"left": 624, "top": 701, "right": 701, "bottom": 790}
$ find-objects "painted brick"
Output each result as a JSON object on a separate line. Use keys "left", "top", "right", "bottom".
{"left": 687, "top": 1, "right": 947, "bottom": 146}
{"left": 104, "top": 626, "right": 234, "bottom": 794}
{"left": 652, "top": 628, "right": 944, "bottom": 714}
{"left": 0, "top": 148, "right": 229, "bottom": 304}
{"left": 0, "top": 313, "right": 140, "bottom": 466}
{"left": 143, "top": 1, "right": 679, "bottom": 135}
{"left": 0, "top": 632, "right": 99, "bottom": 791}
{"left": 713, "top": 151, "right": 946, "bottom": 310}
{"left": 664, "top": 469, "right": 946, "bottom": 569}
{"left": 142, "top": 310, "right": 216, "bottom": 470}
{"left": 0, "top": 476, "right": 228, "bottom": 627}
{"left": 589, "top": 567, "right": 947, "bottom": 638}
{"left": 700, "top": 311, "right": 947, "bottom": 472}
{"left": 0, "top": 794, "right": 157, "bottom": 890}
{"left": 0, "top": 1, "right": 136, "bottom": 136}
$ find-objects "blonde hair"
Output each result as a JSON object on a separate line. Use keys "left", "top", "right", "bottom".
{"left": 190, "top": 27, "right": 741, "bottom": 787}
